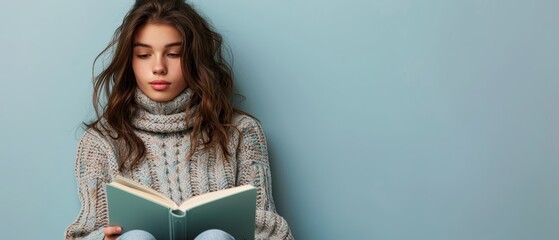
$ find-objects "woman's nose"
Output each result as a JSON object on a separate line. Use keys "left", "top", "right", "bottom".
{"left": 152, "top": 58, "right": 167, "bottom": 75}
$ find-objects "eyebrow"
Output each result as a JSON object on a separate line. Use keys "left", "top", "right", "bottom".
{"left": 133, "top": 42, "right": 182, "bottom": 48}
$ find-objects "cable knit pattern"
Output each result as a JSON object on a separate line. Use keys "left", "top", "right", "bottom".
{"left": 65, "top": 89, "right": 293, "bottom": 240}
{"left": 132, "top": 88, "right": 196, "bottom": 133}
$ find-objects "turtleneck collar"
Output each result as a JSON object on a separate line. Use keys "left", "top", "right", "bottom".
{"left": 132, "top": 88, "right": 194, "bottom": 133}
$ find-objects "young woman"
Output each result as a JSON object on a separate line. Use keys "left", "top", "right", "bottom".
{"left": 64, "top": 0, "right": 293, "bottom": 239}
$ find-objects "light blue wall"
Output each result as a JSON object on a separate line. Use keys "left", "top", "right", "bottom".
{"left": 0, "top": 0, "right": 557, "bottom": 239}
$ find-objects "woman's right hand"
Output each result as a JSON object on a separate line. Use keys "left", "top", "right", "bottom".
{"left": 103, "top": 226, "right": 123, "bottom": 240}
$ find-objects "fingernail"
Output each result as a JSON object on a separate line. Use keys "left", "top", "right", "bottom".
{"left": 118, "top": 227, "right": 122, "bottom": 232}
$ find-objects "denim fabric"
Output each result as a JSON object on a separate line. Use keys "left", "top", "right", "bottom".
{"left": 118, "top": 229, "right": 156, "bottom": 240}
{"left": 194, "top": 229, "right": 235, "bottom": 240}
{"left": 117, "top": 229, "right": 235, "bottom": 240}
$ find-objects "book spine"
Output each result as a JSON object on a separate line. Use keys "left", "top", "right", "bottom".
{"left": 169, "top": 209, "right": 187, "bottom": 240}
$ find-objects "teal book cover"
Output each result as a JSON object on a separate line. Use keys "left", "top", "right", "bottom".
{"left": 106, "top": 176, "right": 257, "bottom": 240}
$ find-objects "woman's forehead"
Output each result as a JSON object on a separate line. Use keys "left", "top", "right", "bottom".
{"left": 134, "top": 23, "right": 182, "bottom": 48}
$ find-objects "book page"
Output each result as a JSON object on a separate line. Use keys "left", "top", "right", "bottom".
{"left": 178, "top": 185, "right": 256, "bottom": 211}
{"left": 111, "top": 175, "right": 179, "bottom": 209}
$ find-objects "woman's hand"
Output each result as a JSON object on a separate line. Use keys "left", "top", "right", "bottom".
{"left": 103, "top": 226, "right": 123, "bottom": 240}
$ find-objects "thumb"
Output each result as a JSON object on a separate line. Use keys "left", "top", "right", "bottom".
{"left": 104, "top": 226, "right": 123, "bottom": 236}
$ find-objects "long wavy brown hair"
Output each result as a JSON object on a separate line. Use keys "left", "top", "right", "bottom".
{"left": 88, "top": 0, "right": 239, "bottom": 170}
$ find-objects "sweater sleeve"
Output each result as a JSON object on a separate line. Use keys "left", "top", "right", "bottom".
{"left": 235, "top": 116, "right": 293, "bottom": 240}
{"left": 65, "top": 130, "right": 115, "bottom": 240}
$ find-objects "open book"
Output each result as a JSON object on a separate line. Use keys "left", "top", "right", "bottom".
{"left": 106, "top": 175, "right": 257, "bottom": 240}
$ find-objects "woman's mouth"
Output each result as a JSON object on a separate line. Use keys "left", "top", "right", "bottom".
{"left": 149, "top": 80, "right": 170, "bottom": 91}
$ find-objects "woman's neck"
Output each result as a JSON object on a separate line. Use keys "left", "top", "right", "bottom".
{"left": 131, "top": 88, "right": 194, "bottom": 133}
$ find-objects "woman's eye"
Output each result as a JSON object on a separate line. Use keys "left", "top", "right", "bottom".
{"left": 167, "top": 53, "right": 180, "bottom": 58}
{"left": 136, "top": 54, "right": 150, "bottom": 59}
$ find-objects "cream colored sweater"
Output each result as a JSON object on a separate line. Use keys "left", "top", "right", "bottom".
{"left": 64, "top": 89, "right": 293, "bottom": 240}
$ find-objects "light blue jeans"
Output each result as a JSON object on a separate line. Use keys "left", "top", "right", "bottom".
{"left": 118, "top": 229, "right": 235, "bottom": 240}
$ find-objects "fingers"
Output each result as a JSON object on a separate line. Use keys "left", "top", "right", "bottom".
{"left": 103, "top": 226, "right": 123, "bottom": 237}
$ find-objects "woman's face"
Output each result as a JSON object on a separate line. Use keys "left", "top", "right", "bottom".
{"left": 132, "top": 23, "right": 187, "bottom": 102}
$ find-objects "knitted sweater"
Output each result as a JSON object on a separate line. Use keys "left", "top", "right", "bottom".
{"left": 64, "top": 88, "right": 293, "bottom": 240}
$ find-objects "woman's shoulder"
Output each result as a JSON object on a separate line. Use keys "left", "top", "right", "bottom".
{"left": 232, "top": 112, "right": 264, "bottom": 133}
{"left": 80, "top": 122, "right": 114, "bottom": 142}
{"left": 77, "top": 123, "right": 119, "bottom": 158}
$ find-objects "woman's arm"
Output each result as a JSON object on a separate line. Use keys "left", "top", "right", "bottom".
{"left": 65, "top": 130, "right": 116, "bottom": 240}
{"left": 234, "top": 115, "right": 294, "bottom": 240}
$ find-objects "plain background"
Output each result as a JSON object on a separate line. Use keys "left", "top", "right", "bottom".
{"left": 0, "top": 0, "right": 558, "bottom": 239}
